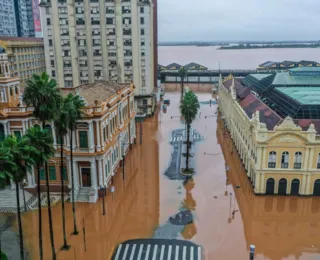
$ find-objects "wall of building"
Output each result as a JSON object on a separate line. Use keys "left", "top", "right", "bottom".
{"left": 218, "top": 77, "right": 320, "bottom": 196}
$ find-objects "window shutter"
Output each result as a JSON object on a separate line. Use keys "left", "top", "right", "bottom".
{"left": 49, "top": 166, "right": 56, "bottom": 180}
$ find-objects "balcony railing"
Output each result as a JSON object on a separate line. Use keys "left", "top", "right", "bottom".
{"left": 294, "top": 163, "right": 302, "bottom": 169}
{"left": 281, "top": 163, "right": 289, "bottom": 169}
{"left": 268, "top": 162, "right": 276, "bottom": 168}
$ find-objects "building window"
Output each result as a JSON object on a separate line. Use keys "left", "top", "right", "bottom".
{"left": 40, "top": 168, "right": 45, "bottom": 180}
{"left": 268, "top": 151, "right": 276, "bottom": 168}
{"left": 49, "top": 166, "right": 56, "bottom": 180}
{"left": 49, "top": 39, "right": 53, "bottom": 46}
{"left": 50, "top": 60, "right": 55, "bottom": 67}
{"left": 47, "top": 18, "right": 51, "bottom": 25}
{"left": 0, "top": 124, "right": 5, "bottom": 142}
{"left": 140, "top": 7, "right": 144, "bottom": 13}
{"left": 141, "top": 28, "right": 144, "bottom": 35}
{"left": 317, "top": 154, "right": 320, "bottom": 169}
{"left": 62, "top": 167, "right": 67, "bottom": 181}
{"left": 294, "top": 152, "right": 302, "bottom": 169}
{"left": 281, "top": 152, "right": 289, "bottom": 168}
{"left": 13, "top": 131, "right": 21, "bottom": 140}
{"left": 140, "top": 17, "right": 144, "bottom": 24}
{"left": 79, "top": 131, "right": 88, "bottom": 148}
{"left": 52, "top": 71, "right": 56, "bottom": 77}
{"left": 106, "top": 18, "right": 113, "bottom": 25}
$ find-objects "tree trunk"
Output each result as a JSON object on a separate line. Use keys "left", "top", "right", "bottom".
{"left": 186, "top": 124, "right": 190, "bottom": 171}
{"left": 70, "top": 130, "right": 78, "bottom": 235}
{"left": 180, "top": 79, "right": 184, "bottom": 102}
{"left": 37, "top": 165, "right": 43, "bottom": 260}
{"left": 15, "top": 181, "right": 24, "bottom": 260}
{"left": 60, "top": 137, "right": 68, "bottom": 249}
{"left": 42, "top": 122, "right": 56, "bottom": 260}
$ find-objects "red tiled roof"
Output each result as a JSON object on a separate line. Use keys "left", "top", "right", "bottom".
{"left": 223, "top": 78, "right": 250, "bottom": 99}
{"left": 293, "top": 119, "right": 320, "bottom": 134}
{"left": 239, "top": 93, "right": 282, "bottom": 130}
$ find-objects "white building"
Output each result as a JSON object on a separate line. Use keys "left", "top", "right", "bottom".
{"left": 39, "top": 0, "right": 156, "bottom": 117}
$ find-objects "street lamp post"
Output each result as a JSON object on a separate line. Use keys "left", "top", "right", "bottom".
{"left": 249, "top": 244, "right": 255, "bottom": 260}
{"left": 122, "top": 153, "right": 125, "bottom": 181}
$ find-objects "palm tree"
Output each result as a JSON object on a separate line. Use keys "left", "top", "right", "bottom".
{"left": 65, "top": 93, "right": 85, "bottom": 235}
{"left": 180, "top": 91, "right": 200, "bottom": 174}
{"left": 178, "top": 67, "right": 187, "bottom": 102}
{"left": 54, "top": 97, "right": 70, "bottom": 249}
{"left": 25, "top": 126, "right": 55, "bottom": 260}
{"left": 23, "top": 72, "right": 61, "bottom": 260}
{"left": 0, "top": 142, "right": 14, "bottom": 186}
{"left": 3, "top": 135, "right": 38, "bottom": 260}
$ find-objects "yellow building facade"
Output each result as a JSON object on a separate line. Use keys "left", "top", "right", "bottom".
{"left": 218, "top": 76, "right": 320, "bottom": 196}
{"left": 0, "top": 51, "right": 136, "bottom": 203}
{"left": 0, "top": 37, "right": 45, "bottom": 86}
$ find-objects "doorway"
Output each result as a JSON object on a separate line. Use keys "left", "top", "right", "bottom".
{"left": 278, "top": 178, "right": 287, "bottom": 195}
{"left": 290, "top": 179, "right": 300, "bottom": 195}
{"left": 81, "top": 168, "right": 91, "bottom": 187}
{"left": 313, "top": 179, "right": 320, "bottom": 196}
{"left": 266, "top": 178, "right": 275, "bottom": 195}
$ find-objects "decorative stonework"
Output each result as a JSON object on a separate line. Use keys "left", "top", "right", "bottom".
{"left": 275, "top": 135, "right": 300, "bottom": 143}
{"left": 275, "top": 116, "right": 302, "bottom": 131}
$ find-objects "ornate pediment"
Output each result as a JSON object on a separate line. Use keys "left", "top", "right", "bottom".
{"left": 274, "top": 117, "right": 301, "bottom": 131}
{"left": 274, "top": 134, "right": 301, "bottom": 143}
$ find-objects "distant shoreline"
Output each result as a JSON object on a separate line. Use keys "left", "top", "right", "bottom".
{"left": 219, "top": 44, "right": 320, "bottom": 50}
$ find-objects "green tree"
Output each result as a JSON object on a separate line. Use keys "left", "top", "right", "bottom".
{"left": 65, "top": 94, "right": 85, "bottom": 235}
{"left": 25, "top": 126, "right": 55, "bottom": 260}
{"left": 23, "top": 72, "right": 61, "bottom": 260}
{"left": 3, "top": 135, "right": 38, "bottom": 260}
{"left": 0, "top": 142, "right": 14, "bottom": 187}
{"left": 180, "top": 91, "right": 200, "bottom": 173}
{"left": 54, "top": 97, "right": 71, "bottom": 249}
{"left": 178, "top": 67, "right": 187, "bottom": 102}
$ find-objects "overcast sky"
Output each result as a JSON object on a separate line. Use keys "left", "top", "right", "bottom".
{"left": 158, "top": 0, "right": 320, "bottom": 42}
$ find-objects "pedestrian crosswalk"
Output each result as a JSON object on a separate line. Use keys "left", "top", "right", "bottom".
{"left": 170, "top": 135, "right": 204, "bottom": 144}
{"left": 112, "top": 240, "right": 202, "bottom": 260}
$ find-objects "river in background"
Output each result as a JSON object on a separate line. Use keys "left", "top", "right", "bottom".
{"left": 158, "top": 46, "right": 320, "bottom": 70}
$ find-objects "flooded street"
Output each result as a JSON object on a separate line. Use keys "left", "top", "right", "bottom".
{"left": 17, "top": 92, "right": 320, "bottom": 259}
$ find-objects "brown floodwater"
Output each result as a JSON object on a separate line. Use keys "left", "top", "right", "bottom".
{"left": 18, "top": 92, "right": 320, "bottom": 260}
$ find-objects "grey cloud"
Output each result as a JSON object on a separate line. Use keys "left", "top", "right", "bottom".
{"left": 158, "top": 0, "right": 320, "bottom": 41}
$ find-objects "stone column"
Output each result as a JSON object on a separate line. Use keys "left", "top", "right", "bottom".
{"left": 88, "top": 122, "right": 95, "bottom": 152}
{"left": 73, "top": 161, "right": 79, "bottom": 189}
{"left": 51, "top": 123, "right": 57, "bottom": 148}
{"left": 3, "top": 121, "right": 8, "bottom": 136}
{"left": 90, "top": 160, "right": 97, "bottom": 189}
{"left": 95, "top": 120, "right": 101, "bottom": 152}
{"left": 26, "top": 170, "right": 34, "bottom": 187}
{"left": 98, "top": 159, "right": 103, "bottom": 186}
{"left": 306, "top": 173, "right": 311, "bottom": 195}
{"left": 260, "top": 173, "right": 265, "bottom": 194}
{"left": 254, "top": 173, "right": 261, "bottom": 193}
{"left": 67, "top": 158, "right": 72, "bottom": 188}
{"left": 301, "top": 174, "right": 307, "bottom": 195}
{"left": 262, "top": 147, "right": 267, "bottom": 169}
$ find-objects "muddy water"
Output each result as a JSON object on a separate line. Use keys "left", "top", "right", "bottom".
{"left": 20, "top": 92, "right": 320, "bottom": 260}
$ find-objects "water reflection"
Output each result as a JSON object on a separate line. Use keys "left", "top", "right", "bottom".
{"left": 217, "top": 117, "right": 320, "bottom": 260}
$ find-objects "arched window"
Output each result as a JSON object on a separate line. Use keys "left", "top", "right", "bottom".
{"left": 281, "top": 152, "right": 289, "bottom": 168}
{"left": 317, "top": 154, "right": 320, "bottom": 169}
{"left": 294, "top": 152, "right": 302, "bottom": 169}
{"left": 268, "top": 151, "right": 276, "bottom": 168}
{"left": 266, "top": 178, "right": 275, "bottom": 195}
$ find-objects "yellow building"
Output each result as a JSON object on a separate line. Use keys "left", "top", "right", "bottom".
{"left": 218, "top": 75, "right": 320, "bottom": 196}
{"left": 0, "top": 37, "right": 45, "bottom": 87}
{"left": 0, "top": 51, "right": 136, "bottom": 203}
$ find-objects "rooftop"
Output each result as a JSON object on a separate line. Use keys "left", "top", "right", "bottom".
{"left": 250, "top": 74, "right": 273, "bottom": 81}
{"left": 60, "top": 81, "right": 130, "bottom": 106}
{"left": 273, "top": 70, "right": 320, "bottom": 85}
{"left": 276, "top": 87, "right": 320, "bottom": 105}
{"left": 239, "top": 93, "right": 282, "bottom": 130}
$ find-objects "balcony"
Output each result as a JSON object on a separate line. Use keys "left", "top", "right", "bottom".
{"left": 268, "top": 162, "right": 276, "bottom": 168}
{"left": 281, "top": 163, "right": 289, "bottom": 169}
{"left": 294, "top": 163, "right": 302, "bottom": 169}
